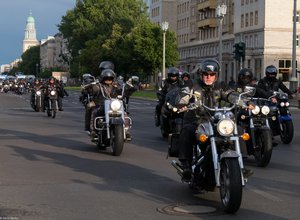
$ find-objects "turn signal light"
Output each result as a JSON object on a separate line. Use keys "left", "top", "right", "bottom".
{"left": 199, "top": 134, "right": 208, "bottom": 142}
{"left": 241, "top": 133, "right": 250, "bottom": 141}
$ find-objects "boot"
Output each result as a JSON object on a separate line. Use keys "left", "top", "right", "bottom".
{"left": 180, "top": 160, "right": 192, "bottom": 182}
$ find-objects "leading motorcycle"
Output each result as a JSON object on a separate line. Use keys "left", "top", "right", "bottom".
{"left": 171, "top": 90, "right": 251, "bottom": 214}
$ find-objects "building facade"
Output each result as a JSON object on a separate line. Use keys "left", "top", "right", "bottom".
{"left": 149, "top": 0, "right": 300, "bottom": 84}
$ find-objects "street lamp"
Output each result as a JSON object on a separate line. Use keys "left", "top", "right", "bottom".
{"left": 216, "top": 3, "right": 227, "bottom": 80}
{"left": 161, "top": 21, "right": 169, "bottom": 82}
{"left": 36, "top": 63, "right": 39, "bottom": 79}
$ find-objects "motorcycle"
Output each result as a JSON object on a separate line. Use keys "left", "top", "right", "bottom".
{"left": 171, "top": 91, "right": 251, "bottom": 214}
{"left": 268, "top": 91, "right": 294, "bottom": 144}
{"left": 93, "top": 85, "right": 132, "bottom": 156}
{"left": 156, "top": 87, "right": 184, "bottom": 138}
{"left": 45, "top": 87, "right": 58, "bottom": 118}
{"left": 31, "top": 88, "right": 44, "bottom": 112}
{"left": 237, "top": 94, "right": 273, "bottom": 167}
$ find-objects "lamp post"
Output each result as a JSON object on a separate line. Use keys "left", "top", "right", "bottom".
{"left": 216, "top": 3, "right": 227, "bottom": 81}
{"left": 291, "top": 0, "right": 298, "bottom": 93}
{"left": 36, "top": 63, "right": 39, "bottom": 79}
{"left": 161, "top": 21, "right": 169, "bottom": 83}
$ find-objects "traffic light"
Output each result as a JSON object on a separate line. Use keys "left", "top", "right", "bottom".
{"left": 233, "top": 43, "right": 240, "bottom": 61}
{"left": 233, "top": 42, "right": 246, "bottom": 61}
{"left": 238, "top": 42, "right": 246, "bottom": 61}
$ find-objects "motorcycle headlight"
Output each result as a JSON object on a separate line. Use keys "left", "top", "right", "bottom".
{"left": 50, "top": 90, "right": 56, "bottom": 96}
{"left": 280, "top": 102, "right": 285, "bottom": 107}
{"left": 261, "top": 106, "right": 270, "bottom": 115}
{"left": 217, "top": 119, "right": 235, "bottom": 136}
{"left": 251, "top": 105, "right": 260, "bottom": 115}
{"left": 36, "top": 91, "right": 41, "bottom": 96}
{"left": 285, "top": 102, "right": 290, "bottom": 107}
{"left": 110, "top": 100, "right": 122, "bottom": 112}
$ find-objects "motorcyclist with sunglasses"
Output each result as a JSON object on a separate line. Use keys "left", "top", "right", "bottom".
{"left": 175, "top": 59, "right": 255, "bottom": 181}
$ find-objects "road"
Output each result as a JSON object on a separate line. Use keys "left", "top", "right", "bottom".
{"left": 0, "top": 90, "right": 299, "bottom": 220}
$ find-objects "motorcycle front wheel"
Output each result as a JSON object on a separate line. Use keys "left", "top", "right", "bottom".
{"left": 219, "top": 158, "right": 242, "bottom": 214}
{"left": 111, "top": 124, "right": 124, "bottom": 156}
{"left": 280, "top": 120, "right": 294, "bottom": 144}
{"left": 254, "top": 129, "right": 272, "bottom": 167}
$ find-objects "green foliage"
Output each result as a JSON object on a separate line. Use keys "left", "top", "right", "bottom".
{"left": 18, "top": 46, "right": 40, "bottom": 75}
{"left": 58, "top": 0, "right": 179, "bottom": 78}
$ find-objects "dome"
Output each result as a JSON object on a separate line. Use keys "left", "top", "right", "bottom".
{"left": 27, "top": 12, "right": 35, "bottom": 23}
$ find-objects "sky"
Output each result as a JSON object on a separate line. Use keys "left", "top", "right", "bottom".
{"left": 0, "top": 0, "right": 76, "bottom": 66}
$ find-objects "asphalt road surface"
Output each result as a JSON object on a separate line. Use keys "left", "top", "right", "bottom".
{"left": 0, "top": 90, "right": 299, "bottom": 220}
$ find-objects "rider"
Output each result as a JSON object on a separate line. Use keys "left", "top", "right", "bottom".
{"left": 57, "top": 80, "right": 69, "bottom": 111}
{"left": 257, "top": 65, "right": 294, "bottom": 99}
{"left": 44, "top": 77, "right": 58, "bottom": 110}
{"left": 175, "top": 59, "right": 255, "bottom": 181}
{"left": 80, "top": 74, "right": 97, "bottom": 133}
{"left": 236, "top": 68, "right": 272, "bottom": 98}
{"left": 30, "top": 79, "right": 44, "bottom": 109}
{"left": 155, "top": 67, "right": 183, "bottom": 126}
{"left": 89, "top": 68, "right": 122, "bottom": 140}
{"left": 181, "top": 71, "right": 194, "bottom": 90}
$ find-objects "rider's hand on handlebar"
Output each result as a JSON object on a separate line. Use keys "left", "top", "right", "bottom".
{"left": 247, "top": 102, "right": 255, "bottom": 110}
{"left": 271, "top": 97, "right": 278, "bottom": 103}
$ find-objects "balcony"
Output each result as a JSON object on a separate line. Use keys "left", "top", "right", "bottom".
{"left": 197, "top": 18, "right": 217, "bottom": 29}
{"left": 197, "top": 0, "right": 218, "bottom": 11}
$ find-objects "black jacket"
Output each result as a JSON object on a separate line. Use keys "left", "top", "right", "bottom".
{"left": 257, "top": 77, "right": 293, "bottom": 96}
{"left": 176, "top": 80, "right": 241, "bottom": 125}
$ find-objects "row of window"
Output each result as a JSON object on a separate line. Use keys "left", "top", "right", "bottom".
{"left": 241, "top": 0, "right": 258, "bottom": 6}
{"left": 241, "top": 11, "right": 258, "bottom": 28}
{"left": 177, "top": 17, "right": 189, "bottom": 30}
{"left": 151, "top": 7, "right": 159, "bottom": 18}
{"left": 177, "top": 1, "right": 189, "bottom": 14}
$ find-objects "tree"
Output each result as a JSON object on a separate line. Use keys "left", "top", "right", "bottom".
{"left": 18, "top": 46, "right": 40, "bottom": 76}
{"left": 58, "top": 0, "right": 179, "bottom": 78}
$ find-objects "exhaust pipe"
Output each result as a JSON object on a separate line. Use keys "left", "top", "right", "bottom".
{"left": 171, "top": 160, "right": 183, "bottom": 177}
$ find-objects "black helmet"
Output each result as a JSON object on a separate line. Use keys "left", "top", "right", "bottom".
{"left": 238, "top": 68, "right": 253, "bottom": 86}
{"left": 198, "top": 59, "right": 219, "bottom": 83}
{"left": 82, "top": 74, "right": 95, "bottom": 85}
{"left": 167, "top": 67, "right": 179, "bottom": 78}
{"left": 265, "top": 65, "right": 277, "bottom": 78}
{"left": 181, "top": 71, "right": 190, "bottom": 79}
{"left": 100, "top": 69, "right": 116, "bottom": 82}
{"left": 99, "top": 61, "right": 114, "bottom": 71}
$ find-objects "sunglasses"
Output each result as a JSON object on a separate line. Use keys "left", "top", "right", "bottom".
{"left": 203, "top": 72, "right": 217, "bottom": 77}
{"left": 103, "top": 77, "right": 114, "bottom": 81}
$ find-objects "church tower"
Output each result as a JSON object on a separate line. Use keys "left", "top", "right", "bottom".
{"left": 22, "top": 12, "right": 39, "bottom": 53}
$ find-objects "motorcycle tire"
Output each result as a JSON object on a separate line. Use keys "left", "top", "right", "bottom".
{"left": 254, "top": 129, "right": 272, "bottom": 167}
{"left": 111, "top": 124, "right": 124, "bottom": 156}
{"left": 280, "top": 120, "right": 294, "bottom": 144}
{"left": 219, "top": 158, "right": 242, "bottom": 214}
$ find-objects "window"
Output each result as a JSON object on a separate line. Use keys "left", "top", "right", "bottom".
{"left": 255, "top": 11, "right": 258, "bottom": 25}
{"left": 250, "top": 12, "right": 253, "bottom": 26}
{"left": 241, "top": 0, "right": 244, "bottom": 6}
{"left": 241, "top": 14, "right": 244, "bottom": 28}
{"left": 246, "top": 13, "right": 249, "bottom": 27}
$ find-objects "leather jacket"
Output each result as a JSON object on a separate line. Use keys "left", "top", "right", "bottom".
{"left": 176, "top": 79, "right": 241, "bottom": 125}
{"left": 257, "top": 77, "right": 293, "bottom": 96}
